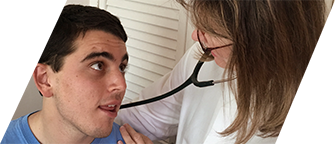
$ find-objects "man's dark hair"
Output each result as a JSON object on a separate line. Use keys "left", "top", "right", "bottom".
{"left": 38, "top": 4, "right": 127, "bottom": 72}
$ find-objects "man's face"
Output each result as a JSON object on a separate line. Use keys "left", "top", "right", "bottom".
{"left": 49, "top": 30, "right": 128, "bottom": 138}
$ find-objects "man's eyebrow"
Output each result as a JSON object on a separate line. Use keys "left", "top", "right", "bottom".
{"left": 81, "top": 52, "right": 129, "bottom": 63}
{"left": 81, "top": 52, "right": 115, "bottom": 62}
{"left": 122, "top": 53, "right": 129, "bottom": 62}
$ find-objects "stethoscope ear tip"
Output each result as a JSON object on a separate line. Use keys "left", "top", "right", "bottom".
{"left": 199, "top": 51, "right": 212, "bottom": 62}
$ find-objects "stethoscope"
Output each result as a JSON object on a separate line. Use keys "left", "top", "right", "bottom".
{"left": 120, "top": 51, "right": 229, "bottom": 109}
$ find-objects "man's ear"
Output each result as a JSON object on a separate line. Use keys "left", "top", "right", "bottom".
{"left": 33, "top": 63, "right": 53, "bottom": 98}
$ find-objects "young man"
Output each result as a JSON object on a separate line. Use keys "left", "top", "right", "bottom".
{"left": 1, "top": 5, "right": 151, "bottom": 144}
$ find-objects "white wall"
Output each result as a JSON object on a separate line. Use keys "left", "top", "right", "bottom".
{"left": 0, "top": 0, "right": 89, "bottom": 124}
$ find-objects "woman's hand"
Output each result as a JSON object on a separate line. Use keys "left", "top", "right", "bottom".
{"left": 118, "top": 123, "right": 153, "bottom": 144}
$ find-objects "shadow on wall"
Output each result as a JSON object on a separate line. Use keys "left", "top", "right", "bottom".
{"left": 0, "top": 7, "right": 45, "bottom": 124}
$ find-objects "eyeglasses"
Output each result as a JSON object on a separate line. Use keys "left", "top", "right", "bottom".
{"left": 197, "top": 30, "right": 233, "bottom": 56}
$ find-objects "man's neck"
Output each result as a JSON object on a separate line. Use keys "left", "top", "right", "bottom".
{"left": 28, "top": 109, "right": 95, "bottom": 143}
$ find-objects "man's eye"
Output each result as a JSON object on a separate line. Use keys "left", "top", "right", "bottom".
{"left": 119, "top": 64, "right": 128, "bottom": 73}
{"left": 91, "top": 62, "right": 104, "bottom": 71}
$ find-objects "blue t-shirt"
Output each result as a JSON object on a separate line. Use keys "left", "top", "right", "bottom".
{"left": 1, "top": 111, "right": 125, "bottom": 144}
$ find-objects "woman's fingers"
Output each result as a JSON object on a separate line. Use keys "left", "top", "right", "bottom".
{"left": 123, "top": 124, "right": 145, "bottom": 144}
{"left": 119, "top": 123, "right": 153, "bottom": 144}
{"left": 140, "top": 133, "right": 153, "bottom": 144}
{"left": 120, "top": 124, "right": 136, "bottom": 144}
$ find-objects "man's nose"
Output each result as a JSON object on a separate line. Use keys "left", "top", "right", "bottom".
{"left": 107, "top": 68, "right": 127, "bottom": 93}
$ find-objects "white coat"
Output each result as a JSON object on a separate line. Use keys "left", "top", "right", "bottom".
{"left": 116, "top": 43, "right": 278, "bottom": 144}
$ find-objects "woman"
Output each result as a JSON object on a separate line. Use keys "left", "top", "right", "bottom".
{"left": 117, "top": 0, "right": 329, "bottom": 143}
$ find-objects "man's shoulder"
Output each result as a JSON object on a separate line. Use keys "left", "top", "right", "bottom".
{"left": 1, "top": 112, "right": 39, "bottom": 144}
{"left": 0, "top": 116, "right": 25, "bottom": 143}
{"left": 0, "top": 116, "right": 24, "bottom": 132}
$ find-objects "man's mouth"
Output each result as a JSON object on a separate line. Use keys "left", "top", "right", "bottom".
{"left": 108, "top": 104, "right": 116, "bottom": 108}
{"left": 99, "top": 104, "right": 118, "bottom": 117}
{"left": 99, "top": 105, "right": 116, "bottom": 111}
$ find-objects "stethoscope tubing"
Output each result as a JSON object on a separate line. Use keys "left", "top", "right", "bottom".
{"left": 120, "top": 60, "right": 214, "bottom": 109}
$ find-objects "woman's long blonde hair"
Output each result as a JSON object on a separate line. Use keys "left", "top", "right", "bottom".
{"left": 177, "top": 0, "right": 330, "bottom": 143}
